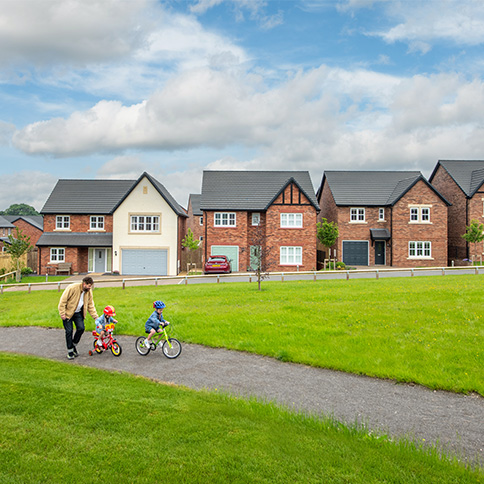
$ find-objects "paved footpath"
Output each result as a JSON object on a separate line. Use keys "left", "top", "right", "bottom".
{"left": 0, "top": 326, "right": 482, "bottom": 466}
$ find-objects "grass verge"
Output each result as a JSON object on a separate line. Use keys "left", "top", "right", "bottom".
{"left": 0, "top": 353, "right": 481, "bottom": 483}
{"left": 1, "top": 275, "right": 483, "bottom": 395}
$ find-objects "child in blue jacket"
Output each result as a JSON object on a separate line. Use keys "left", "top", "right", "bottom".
{"left": 144, "top": 300, "right": 170, "bottom": 348}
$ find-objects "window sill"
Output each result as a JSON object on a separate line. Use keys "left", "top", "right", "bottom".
{"left": 349, "top": 221, "right": 367, "bottom": 224}
{"left": 407, "top": 257, "right": 434, "bottom": 260}
{"left": 408, "top": 222, "right": 432, "bottom": 225}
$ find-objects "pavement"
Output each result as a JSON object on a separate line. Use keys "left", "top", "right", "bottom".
{"left": 0, "top": 325, "right": 482, "bottom": 468}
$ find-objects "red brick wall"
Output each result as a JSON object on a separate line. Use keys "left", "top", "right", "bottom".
{"left": 430, "top": 166, "right": 468, "bottom": 261}
{"left": 392, "top": 180, "right": 448, "bottom": 267}
{"left": 43, "top": 214, "right": 113, "bottom": 232}
{"left": 12, "top": 219, "right": 43, "bottom": 246}
{"left": 466, "top": 191, "right": 484, "bottom": 261}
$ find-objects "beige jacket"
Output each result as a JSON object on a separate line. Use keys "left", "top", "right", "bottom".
{"left": 58, "top": 282, "right": 99, "bottom": 321}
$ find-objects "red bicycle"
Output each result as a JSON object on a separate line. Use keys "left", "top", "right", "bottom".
{"left": 89, "top": 323, "right": 122, "bottom": 357}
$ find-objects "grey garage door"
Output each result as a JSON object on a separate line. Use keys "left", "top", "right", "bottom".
{"left": 342, "top": 241, "right": 369, "bottom": 266}
{"left": 121, "top": 249, "right": 167, "bottom": 275}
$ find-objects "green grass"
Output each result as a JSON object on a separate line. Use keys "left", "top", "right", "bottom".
{"left": 0, "top": 353, "right": 481, "bottom": 483}
{"left": 1, "top": 275, "right": 483, "bottom": 395}
{"left": 0, "top": 275, "right": 68, "bottom": 285}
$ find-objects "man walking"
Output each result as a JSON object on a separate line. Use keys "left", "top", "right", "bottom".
{"left": 58, "top": 276, "right": 99, "bottom": 359}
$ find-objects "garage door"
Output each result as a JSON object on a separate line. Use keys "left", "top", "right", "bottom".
{"left": 211, "top": 246, "right": 239, "bottom": 272}
{"left": 121, "top": 249, "right": 167, "bottom": 275}
{"left": 342, "top": 241, "right": 369, "bottom": 266}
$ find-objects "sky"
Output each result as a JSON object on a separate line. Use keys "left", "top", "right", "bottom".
{"left": 2, "top": 0, "right": 484, "bottom": 212}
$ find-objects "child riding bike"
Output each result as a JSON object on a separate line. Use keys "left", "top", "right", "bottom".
{"left": 95, "top": 305, "right": 118, "bottom": 348}
{"left": 144, "top": 300, "right": 170, "bottom": 348}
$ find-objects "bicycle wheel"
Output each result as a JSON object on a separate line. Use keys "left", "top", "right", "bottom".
{"left": 135, "top": 336, "right": 151, "bottom": 356}
{"left": 111, "top": 342, "right": 122, "bottom": 357}
{"left": 162, "top": 338, "right": 182, "bottom": 359}
{"left": 93, "top": 340, "right": 103, "bottom": 354}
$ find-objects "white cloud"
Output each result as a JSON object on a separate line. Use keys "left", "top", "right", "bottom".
{"left": 364, "top": 0, "right": 484, "bottom": 51}
{"left": 0, "top": 122, "right": 15, "bottom": 145}
{"left": 0, "top": 171, "right": 57, "bottom": 212}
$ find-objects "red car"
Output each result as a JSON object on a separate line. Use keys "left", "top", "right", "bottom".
{"left": 204, "top": 255, "right": 232, "bottom": 274}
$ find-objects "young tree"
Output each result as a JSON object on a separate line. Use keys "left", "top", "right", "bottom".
{"left": 248, "top": 219, "right": 275, "bottom": 291}
{"left": 316, "top": 218, "right": 339, "bottom": 262}
{"left": 0, "top": 203, "right": 39, "bottom": 216}
{"left": 182, "top": 228, "right": 201, "bottom": 273}
{"left": 4, "top": 227, "right": 33, "bottom": 281}
{"left": 462, "top": 219, "right": 484, "bottom": 262}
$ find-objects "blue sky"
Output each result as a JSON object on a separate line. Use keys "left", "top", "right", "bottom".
{"left": 2, "top": 0, "right": 484, "bottom": 211}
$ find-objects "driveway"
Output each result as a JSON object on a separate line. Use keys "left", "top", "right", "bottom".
{"left": 0, "top": 326, "right": 482, "bottom": 467}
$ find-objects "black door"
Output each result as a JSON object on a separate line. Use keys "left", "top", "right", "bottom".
{"left": 375, "top": 241, "right": 385, "bottom": 265}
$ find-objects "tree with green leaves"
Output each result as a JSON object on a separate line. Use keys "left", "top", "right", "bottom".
{"left": 0, "top": 203, "right": 39, "bottom": 216}
{"left": 316, "top": 218, "right": 339, "bottom": 258}
{"left": 182, "top": 228, "right": 200, "bottom": 273}
{"left": 462, "top": 219, "right": 484, "bottom": 262}
{"left": 4, "top": 227, "right": 33, "bottom": 281}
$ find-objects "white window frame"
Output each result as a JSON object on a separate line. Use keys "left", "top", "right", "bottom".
{"left": 214, "top": 212, "right": 236, "bottom": 227}
{"left": 378, "top": 208, "right": 385, "bottom": 221}
{"left": 130, "top": 215, "right": 160, "bottom": 232}
{"left": 90, "top": 216, "right": 104, "bottom": 230}
{"left": 199, "top": 216, "right": 203, "bottom": 226}
{"left": 280, "top": 213, "right": 302, "bottom": 228}
{"left": 50, "top": 247, "right": 65, "bottom": 262}
{"left": 56, "top": 216, "right": 70, "bottom": 230}
{"left": 350, "top": 208, "right": 365, "bottom": 222}
{"left": 408, "top": 241, "right": 432, "bottom": 259}
{"left": 280, "top": 246, "right": 302, "bottom": 265}
{"left": 252, "top": 213, "right": 261, "bottom": 226}
{"left": 409, "top": 206, "right": 431, "bottom": 223}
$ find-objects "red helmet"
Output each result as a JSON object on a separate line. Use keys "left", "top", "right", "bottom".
{"left": 104, "top": 305, "right": 116, "bottom": 317}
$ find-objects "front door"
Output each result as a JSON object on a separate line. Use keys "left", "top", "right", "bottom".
{"left": 375, "top": 241, "right": 385, "bottom": 265}
{"left": 94, "top": 249, "right": 106, "bottom": 272}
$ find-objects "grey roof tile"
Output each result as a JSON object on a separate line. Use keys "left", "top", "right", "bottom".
{"left": 431, "top": 160, "right": 484, "bottom": 196}
{"left": 189, "top": 194, "right": 202, "bottom": 216}
{"left": 200, "top": 171, "right": 319, "bottom": 211}
{"left": 323, "top": 171, "right": 422, "bottom": 206}
{"left": 3, "top": 215, "right": 43, "bottom": 231}
{"left": 41, "top": 179, "right": 136, "bottom": 214}
{"left": 0, "top": 216, "right": 15, "bottom": 228}
{"left": 37, "top": 232, "right": 113, "bottom": 247}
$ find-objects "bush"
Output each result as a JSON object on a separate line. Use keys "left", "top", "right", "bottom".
{"left": 336, "top": 261, "right": 346, "bottom": 270}
{"left": 21, "top": 267, "right": 33, "bottom": 276}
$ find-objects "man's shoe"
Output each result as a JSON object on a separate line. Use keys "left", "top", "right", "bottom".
{"left": 72, "top": 346, "right": 79, "bottom": 357}
{"left": 67, "top": 353, "right": 75, "bottom": 360}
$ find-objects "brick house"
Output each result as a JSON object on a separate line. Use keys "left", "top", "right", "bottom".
{"left": 199, "top": 171, "right": 320, "bottom": 272}
{"left": 316, "top": 171, "right": 450, "bottom": 267}
{"left": 3, "top": 215, "right": 44, "bottom": 246}
{"left": 183, "top": 194, "right": 204, "bottom": 269}
{"left": 0, "top": 215, "right": 16, "bottom": 251}
{"left": 37, "top": 173, "right": 186, "bottom": 276}
{"left": 429, "top": 160, "right": 484, "bottom": 263}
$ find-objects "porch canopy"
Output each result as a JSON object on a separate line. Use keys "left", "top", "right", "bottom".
{"left": 370, "top": 228, "right": 391, "bottom": 241}
{"left": 37, "top": 232, "right": 113, "bottom": 247}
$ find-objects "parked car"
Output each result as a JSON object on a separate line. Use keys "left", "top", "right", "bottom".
{"left": 204, "top": 255, "right": 231, "bottom": 274}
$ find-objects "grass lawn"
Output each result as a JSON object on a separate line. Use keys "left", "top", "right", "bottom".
{"left": 0, "top": 275, "right": 68, "bottom": 285}
{"left": 0, "top": 353, "right": 481, "bottom": 483}
{"left": 0, "top": 274, "right": 482, "bottom": 396}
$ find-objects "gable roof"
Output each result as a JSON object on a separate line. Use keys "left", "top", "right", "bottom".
{"left": 319, "top": 171, "right": 450, "bottom": 206}
{"left": 0, "top": 215, "right": 15, "bottom": 229}
{"left": 429, "top": 160, "right": 484, "bottom": 197}
{"left": 41, "top": 179, "right": 136, "bottom": 214}
{"left": 200, "top": 171, "right": 319, "bottom": 211}
{"left": 188, "top": 194, "right": 202, "bottom": 216}
{"left": 112, "top": 172, "right": 187, "bottom": 217}
{"left": 3, "top": 215, "right": 43, "bottom": 231}
{"left": 41, "top": 173, "right": 186, "bottom": 217}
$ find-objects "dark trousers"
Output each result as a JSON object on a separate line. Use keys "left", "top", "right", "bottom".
{"left": 63, "top": 310, "right": 85, "bottom": 352}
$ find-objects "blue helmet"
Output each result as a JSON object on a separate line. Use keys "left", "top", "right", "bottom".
{"left": 153, "top": 300, "right": 166, "bottom": 309}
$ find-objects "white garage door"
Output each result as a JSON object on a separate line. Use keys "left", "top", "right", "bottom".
{"left": 211, "top": 246, "right": 239, "bottom": 272}
{"left": 122, "top": 249, "right": 167, "bottom": 275}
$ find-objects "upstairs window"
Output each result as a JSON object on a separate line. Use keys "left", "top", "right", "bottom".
{"left": 56, "top": 216, "right": 70, "bottom": 230}
{"left": 252, "top": 213, "right": 261, "bottom": 226}
{"left": 199, "top": 216, "right": 203, "bottom": 226}
{"left": 90, "top": 216, "right": 104, "bottom": 230}
{"left": 280, "top": 213, "right": 302, "bottom": 228}
{"left": 214, "top": 212, "right": 236, "bottom": 227}
{"left": 409, "top": 206, "right": 431, "bottom": 223}
{"left": 350, "top": 208, "right": 365, "bottom": 222}
{"left": 130, "top": 215, "right": 160, "bottom": 232}
{"left": 379, "top": 208, "right": 385, "bottom": 221}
